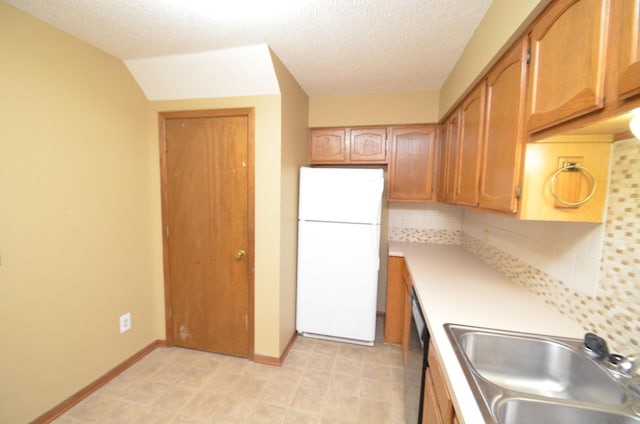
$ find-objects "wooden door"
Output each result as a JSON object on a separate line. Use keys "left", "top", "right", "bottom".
{"left": 479, "top": 37, "right": 529, "bottom": 213}
{"left": 616, "top": 0, "right": 640, "bottom": 100}
{"left": 160, "top": 108, "right": 254, "bottom": 358}
{"left": 527, "top": 0, "right": 609, "bottom": 132}
{"left": 456, "top": 82, "right": 486, "bottom": 206}
{"left": 388, "top": 126, "right": 436, "bottom": 201}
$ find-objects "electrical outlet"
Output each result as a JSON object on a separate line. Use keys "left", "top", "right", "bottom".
{"left": 119, "top": 312, "right": 131, "bottom": 333}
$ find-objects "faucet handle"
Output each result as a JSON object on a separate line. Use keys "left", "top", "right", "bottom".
{"left": 583, "top": 333, "right": 609, "bottom": 359}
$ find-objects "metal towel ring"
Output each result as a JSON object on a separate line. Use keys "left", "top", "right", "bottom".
{"left": 550, "top": 162, "right": 597, "bottom": 207}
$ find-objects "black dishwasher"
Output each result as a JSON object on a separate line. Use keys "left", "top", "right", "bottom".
{"left": 404, "top": 287, "right": 430, "bottom": 424}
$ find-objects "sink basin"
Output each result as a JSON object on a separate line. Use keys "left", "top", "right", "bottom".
{"left": 445, "top": 324, "right": 640, "bottom": 423}
{"left": 457, "top": 330, "right": 627, "bottom": 404}
{"left": 497, "top": 398, "right": 640, "bottom": 424}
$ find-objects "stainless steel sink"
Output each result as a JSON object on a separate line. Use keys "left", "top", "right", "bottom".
{"left": 445, "top": 324, "right": 640, "bottom": 423}
{"left": 497, "top": 398, "right": 640, "bottom": 424}
{"left": 456, "top": 330, "right": 627, "bottom": 404}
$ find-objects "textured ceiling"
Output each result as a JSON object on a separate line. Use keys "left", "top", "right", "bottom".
{"left": 4, "top": 0, "right": 492, "bottom": 96}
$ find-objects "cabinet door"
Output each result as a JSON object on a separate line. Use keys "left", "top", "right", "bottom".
{"left": 388, "top": 126, "right": 436, "bottom": 201}
{"left": 436, "top": 125, "right": 448, "bottom": 201}
{"left": 527, "top": 0, "right": 609, "bottom": 132}
{"left": 310, "top": 129, "right": 347, "bottom": 163}
{"left": 350, "top": 128, "right": 387, "bottom": 163}
{"left": 616, "top": 0, "right": 640, "bottom": 100}
{"left": 479, "top": 37, "right": 529, "bottom": 213}
{"left": 443, "top": 111, "right": 461, "bottom": 204}
{"left": 384, "top": 256, "right": 405, "bottom": 345}
{"left": 423, "top": 371, "right": 442, "bottom": 424}
{"left": 456, "top": 82, "right": 486, "bottom": 206}
{"left": 428, "top": 345, "right": 454, "bottom": 424}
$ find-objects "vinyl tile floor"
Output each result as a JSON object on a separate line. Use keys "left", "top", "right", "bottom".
{"left": 52, "top": 320, "right": 407, "bottom": 423}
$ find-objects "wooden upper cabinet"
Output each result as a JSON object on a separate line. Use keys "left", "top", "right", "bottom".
{"left": 479, "top": 37, "right": 529, "bottom": 214}
{"left": 350, "top": 128, "right": 387, "bottom": 162}
{"left": 443, "top": 111, "right": 461, "bottom": 204}
{"left": 456, "top": 82, "right": 486, "bottom": 207}
{"left": 615, "top": 0, "right": 640, "bottom": 100}
{"left": 388, "top": 126, "right": 436, "bottom": 201}
{"left": 310, "top": 129, "right": 347, "bottom": 163}
{"left": 310, "top": 127, "right": 387, "bottom": 164}
{"left": 436, "top": 125, "right": 448, "bottom": 201}
{"left": 527, "top": 0, "right": 610, "bottom": 133}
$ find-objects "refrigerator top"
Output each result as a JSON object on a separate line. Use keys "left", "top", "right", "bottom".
{"left": 298, "top": 166, "right": 384, "bottom": 225}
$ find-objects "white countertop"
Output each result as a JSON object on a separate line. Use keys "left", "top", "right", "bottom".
{"left": 389, "top": 241, "right": 585, "bottom": 424}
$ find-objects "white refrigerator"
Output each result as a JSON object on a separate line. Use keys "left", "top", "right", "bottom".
{"left": 296, "top": 166, "right": 384, "bottom": 346}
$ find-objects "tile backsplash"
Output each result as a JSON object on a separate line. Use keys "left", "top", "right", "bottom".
{"left": 461, "top": 209, "right": 605, "bottom": 296}
{"left": 388, "top": 138, "right": 639, "bottom": 354}
{"left": 388, "top": 202, "right": 461, "bottom": 243}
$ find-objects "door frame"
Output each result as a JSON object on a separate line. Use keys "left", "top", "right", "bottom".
{"left": 158, "top": 107, "right": 255, "bottom": 359}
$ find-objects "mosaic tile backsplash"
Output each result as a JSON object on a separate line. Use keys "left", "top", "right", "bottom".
{"left": 388, "top": 201, "right": 461, "bottom": 243}
{"left": 388, "top": 227, "right": 460, "bottom": 244}
{"left": 388, "top": 138, "right": 640, "bottom": 355}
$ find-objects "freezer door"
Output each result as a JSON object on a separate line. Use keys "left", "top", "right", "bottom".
{"left": 296, "top": 220, "right": 380, "bottom": 343}
{"left": 298, "top": 167, "right": 384, "bottom": 224}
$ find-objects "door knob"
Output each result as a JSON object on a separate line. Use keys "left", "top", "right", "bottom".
{"left": 235, "top": 249, "right": 246, "bottom": 260}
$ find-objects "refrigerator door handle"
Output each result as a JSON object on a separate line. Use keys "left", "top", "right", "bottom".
{"left": 368, "top": 177, "right": 383, "bottom": 270}
{"left": 371, "top": 178, "right": 384, "bottom": 225}
{"left": 371, "top": 224, "right": 380, "bottom": 271}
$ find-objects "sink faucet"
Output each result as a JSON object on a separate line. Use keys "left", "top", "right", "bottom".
{"left": 583, "top": 334, "right": 640, "bottom": 380}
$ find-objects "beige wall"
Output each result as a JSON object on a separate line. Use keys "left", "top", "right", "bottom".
{"left": 439, "top": 0, "right": 549, "bottom": 117}
{"left": 147, "top": 96, "right": 283, "bottom": 358}
{"left": 309, "top": 91, "right": 440, "bottom": 127}
{"left": 0, "top": 4, "right": 160, "bottom": 422}
{"left": 270, "top": 51, "right": 310, "bottom": 353}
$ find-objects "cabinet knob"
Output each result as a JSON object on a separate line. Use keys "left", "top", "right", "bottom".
{"left": 235, "top": 249, "right": 246, "bottom": 260}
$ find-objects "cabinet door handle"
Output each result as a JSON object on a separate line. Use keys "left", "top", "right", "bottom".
{"left": 235, "top": 250, "right": 246, "bottom": 260}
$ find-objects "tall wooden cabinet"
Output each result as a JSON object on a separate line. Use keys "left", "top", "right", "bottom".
{"left": 479, "top": 37, "right": 529, "bottom": 214}
{"left": 456, "top": 82, "right": 486, "bottom": 206}
{"left": 526, "top": 0, "right": 610, "bottom": 132}
{"left": 388, "top": 126, "right": 437, "bottom": 201}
